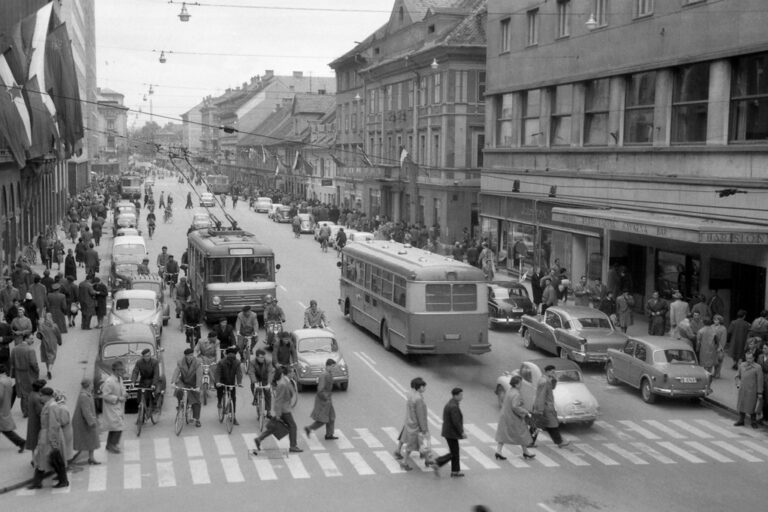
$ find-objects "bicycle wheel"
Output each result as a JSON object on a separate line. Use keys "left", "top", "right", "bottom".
{"left": 174, "top": 403, "right": 184, "bottom": 436}
{"left": 136, "top": 400, "right": 145, "bottom": 437}
{"left": 256, "top": 391, "right": 266, "bottom": 432}
{"left": 202, "top": 381, "right": 208, "bottom": 406}
{"left": 218, "top": 397, "right": 225, "bottom": 423}
{"left": 224, "top": 400, "right": 234, "bottom": 434}
{"left": 289, "top": 379, "right": 298, "bottom": 408}
{"left": 150, "top": 393, "right": 162, "bottom": 424}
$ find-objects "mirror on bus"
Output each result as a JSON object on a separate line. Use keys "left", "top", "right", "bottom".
{"left": 275, "top": 264, "right": 281, "bottom": 271}
{"left": 336, "top": 261, "right": 342, "bottom": 268}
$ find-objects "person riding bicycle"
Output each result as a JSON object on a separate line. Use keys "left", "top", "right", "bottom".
{"left": 182, "top": 299, "right": 202, "bottom": 347}
{"left": 235, "top": 305, "right": 259, "bottom": 358}
{"left": 171, "top": 348, "right": 203, "bottom": 427}
{"left": 213, "top": 317, "right": 237, "bottom": 353}
{"left": 195, "top": 331, "right": 220, "bottom": 366}
{"left": 146, "top": 211, "right": 156, "bottom": 237}
{"left": 263, "top": 295, "right": 286, "bottom": 347}
{"left": 303, "top": 300, "right": 328, "bottom": 328}
{"left": 131, "top": 348, "right": 162, "bottom": 411}
{"left": 318, "top": 223, "right": 331, "bottom": 249}
{"left": 165, "top": 255, "right": 179, "bottom": 288}
{"left": 174, "top": 277, "right": 190, "bottom": 318}
{"left": 272, "top": 331, "right": 298, "bottom": 371}
{"left": 335, "top": 228, "right": 347, "bottom": 254}
{"left": 156, "top": 246, "right": 170, "bottom": 276}
{"left": 213, "top": 347, "right": 243, "bottom": 426}
{"left": 247, "top": 348, "right": 273, "bottom": 415}
{"left": 137, "top": 257, "right": 151, "bottom": 275}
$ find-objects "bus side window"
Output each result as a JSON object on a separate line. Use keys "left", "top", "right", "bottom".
{"left": 393, "top": 276, "right": 406, "bottom": 307}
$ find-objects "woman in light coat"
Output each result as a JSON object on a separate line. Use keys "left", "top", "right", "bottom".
{"left": 735, "top": 350, "right": 764, "bottom": 428}
{"left": 495, "top": 375, "right": 535, "bottom": 460}
{"left": 30, "top": 388, "right": 70, "bottom": 488}
{"left": 37, "top": 313, "right": 61, "bottom": 380}
{"left": 397, "top": 377, "right": 429, "bottom": 471}
{"left": 100, "top": 360, "right": 126, "bottom": 454}
{"left": 71, "top": 378, "right": 100, "bottom": 464}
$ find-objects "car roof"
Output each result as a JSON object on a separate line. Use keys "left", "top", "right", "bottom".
{"left": 127, "top": 273, "right": 163, "bottom": 283}
{"left": 113, "top": 235, "right": 145, "bottom": 246}
{"left": 292, "top": 328, "right": 336, "bottom": 340}
{"left": 100, "top": 323, "right": 156, "bottom": 344}
{"left": 550, "top": 305, "right": 607, "bottom": 317}
{"left": 625, "top": 336, "right": 695, "bottom": 351}
{"left": 525, "top": 357, "right": 581, "bottom": 372}
{"left": 113, "top": 289, "right": 157, "bottom": 299}
{"left": 201, "top": 192, "right": 214, "bottom": 196}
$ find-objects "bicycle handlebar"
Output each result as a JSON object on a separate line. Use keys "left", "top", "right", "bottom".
{"left": 172, "top": 385, "right": 199, "bottom": 392}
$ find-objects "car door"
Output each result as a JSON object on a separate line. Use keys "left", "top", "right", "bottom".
{"left": 612, "top": 339, "right": 636, "bottom": 382}
{"left": 554, "top": 313, "right": 581, "bottom": 354}
{"left": 628, "top": 342, "right": 648, "bottom": 388}
{"left": 539, "top": 310, "right": 563, "bottom": 355}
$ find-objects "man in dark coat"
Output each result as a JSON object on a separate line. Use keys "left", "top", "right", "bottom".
{"left": 78, "top": 277, "right": 96, "bottom": 330}
{"left": 45, "top": 284, "right": 68, "bottom": 333}
{"left": 728, "top": 310, "right": 752, "bottom": 369}
{"left": 432, "top": 387, "right": 466, "bottom": 477}
{"left": 92, "top": 277, "right": 109, "bottom": 328}
{"left": 40, "top": 270, "right": 54, "bottom": 293}
{"left": 10, "top": 336, "right": 39, "bottom": 417}
{"left": 533, "top": 365, "right": 570, "bottom": 448}
{"left": 84, "top": 243, "right": 100, "bottom": 278}
{"left": 530, "top": 266, "right": 545, "bottom": 309}
{"left": 304, "top": 359, "right": 337, "bottom": 440}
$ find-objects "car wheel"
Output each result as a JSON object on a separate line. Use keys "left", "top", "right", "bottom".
{"left": 558, "top": 347, "right": 569, "bottom": 360}
{"left": 339, "top": 382, "right": 348, "bottom": 391}
{"left": 495, "top": 384, "right": 505, "bottom": 408}
{"left": 380, "top": 321, "right": 392, "bottom": 351}
{"left": 641, "top": 378, "right": 656, "bottom": 404}
{"left": 583, "top": 420, "right": 595, "bottom": 428}
{"left": 605, "top": 361, "right": 619, "bottom": 385}
{"left": 522, "top": 329, "right": 534, "bottom": 349}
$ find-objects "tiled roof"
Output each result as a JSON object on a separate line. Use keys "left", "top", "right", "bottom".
{"left": 238, "top": 94, "right": 335, "bottom": 147}
{"left": 440, "top": 0, "right": 486, "bottom": 46}
{"left": 402, "top": 0, "right": 475, "bottom": 19}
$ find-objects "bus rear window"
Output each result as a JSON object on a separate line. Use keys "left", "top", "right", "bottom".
{"left": 426, "top": 284, "right": 452, "bottom": 312}
{"left": 425, "top": 283, "right": 477, "bottom": 312}
{"left": 452, "top": 284, "right": 477, "bottom": 311}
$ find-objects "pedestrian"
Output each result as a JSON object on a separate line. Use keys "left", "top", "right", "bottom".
{"left": 734, "top": 350, "right": 763, "bottom": 428}
{"left": 64, "top": 249, "right": 76, "bottom": 281}
{"left": 92, "top": 277, "right": 108, "bottom": 328}
{"left": 697, "top": 318, "right": 722, "bottom": 376}
{"left": 432, "top": 387, "right": 466, "bottom": 477}
{"left": 24, "top": 379, "right": 47, "bottom": 453}
{"left": 616, "top": 290, "right": 634, "bottom": 333}
{"left": 78, "top": 275, "right": 96, "bottom": 330}
{"left": 84, "top": 243, "right": 100, "bottom": 278}
{"left": 494, "top": 375, "right": 536, "bottom": 461}
{"left": 646, "top": 291, "right": 668, "bottom": 335}
{"left": 728, "top": 310, "right": 751, "bottom": 369}
{"left": 541, "top": 278, "right": 558, "bottom": 314}
{"left": 533, "top": 365, "right": 570, "bottom": 448}
{"left": 29, "top": 275, "right": 47, "bottom": 321}
{"left": 10, "top": 335, "right": 39, "bottom": 417}
{"left": 395, "top": 377, "right": 429, "bottom": 470}
{"left": 712, "top": 314, "right": 727, "bottom": 378}
{"left": 185, "top": 192, "right": 193, "bottom": 209}
{"left": 572, "top": 276, "right": 591, "bottom": 307}
{"left": 757, "top": 343, "right": 768, "bottom": 422}
{"left": 45, "top": 283, "right": 68, "bottom": 333}
{"left": 37, "top": 313, "right": 61, "bottom": 380}
{"left": 91, "top": 217, "right": 103, "bottom": 246}
{"left": 28, "top": 388, "right": 70, "bottom": 489}
{"left": 75, "top": 238, "right": 87, "bottom": 268}
{"left": 0, "top": 364, "right": 26, "bottom": 453}
{"left": 70, "top": 378, "right": 100, "bottom": 465}
{"left": 11, "top": 306, "right": 33, "bottom": 343}
{"left": 304, "top": 359, "right": 338, "bottom": 440}
{"left": 101, "top": 360, "right": 127, "bottom": 454}
{"left": 252, "top": 367, "right": 303, "bottom": 454}
{"left": 669, "top": 292, "right": 689, "bottom": 339}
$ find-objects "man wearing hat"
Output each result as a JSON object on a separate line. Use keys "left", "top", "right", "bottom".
{"left": 263, "top": 295, "right": 285, "bottom": 348}
{"left": 40, "top": 269, "right": 54, "bottom": 293}
{"left": 10, "top": 263, "right": 30, "bottom": 298}
{"left": 171, "top": 348, "right": 203, "bottom": 427}
{"left": 137, "top": 258, "right": 150, "bottom": 276}
{"left": 78, "top": 275, "right": 97, "bottom": 330}
{"left": 214, "top": 347, "right": 243, "bottom": 425}
{"left": 10, "top": 335, "right": 39, "bottom": 417}
{"left": 45, "top": 283, "right": 68, "bottom": 332}
{"left": 236, "top": 305, "right": 259, "bottom": 357}
{"left": 29, "top": 275, "right": 47, "bottom": 320}
{"left": 669, "top": 291, "right": 690, "bottom": 339}
{"left": 0, "top": 278, "right": 20, "bottom": 314}
{"left": 432, "top": 387, "right": 466, "bottom": 477}
{"left": 131, "top": 348, "right": 162, "bottom": 412}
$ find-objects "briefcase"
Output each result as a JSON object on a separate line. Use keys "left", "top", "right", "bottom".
{"left": 268, "top": 417, "right": 290, "bottom": 440}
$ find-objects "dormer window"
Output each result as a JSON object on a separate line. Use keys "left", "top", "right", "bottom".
{"left": 428, "top": 24, "right": 435, "bottom": 34}
{"left": 374, "top": 47, "right": 380, "bottom": 55}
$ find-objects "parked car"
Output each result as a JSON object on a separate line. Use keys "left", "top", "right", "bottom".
{"left": 273, "top": 206, "right": 292, "bottom": 223}
{"left": 254, "top": 197, "right": 273, "bottom": 213}
{"left": 291, "top": 328, "right": 349, "bottom": 391}
{"left": 605, "top": 336, "right": 711, "bottom": 403}
{"left": 347, "top": 230, "right": 375, "bottom": 243}
{"left": 520, "top": 306, "right": 627, "bottom": 363}
{"left": 496, "top": 358, "right": 599, "bottom": 426}
{"left": 115, "top": 227, "right": 141, "bottom": 237}
{"left": 125, "top": 273, "right": 170, "bottom": 326}
{"left": 297, "top": 213, "right": 314, "bottom": 233}
{"left": 267, "top": 203, "right": 283, "bottom": 220}
{"left": 93, "top": 323, "right": 165, "bottom": 412}
{"left": 113, "top": 213, "right": 138, "bottom": 236}
{"left": 199, "top": 192, "right": 215, "bottom": 207}
{"left": 190, "top": 212, "right": 214, "bottom": 231}
{"left": 108, "top": 289, "right": 164, "bottom": 342}
{"left": 487, "top": 281, "right": 536, "bottom": 330}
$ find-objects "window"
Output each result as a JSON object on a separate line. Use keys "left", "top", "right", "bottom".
{"left": 452, "top": 284, "right": 477, "bottom": 311}
{"left": 351, "top": 103, "right": 357, "bottom": 131}
{"left": 731, "top": 53, "right": 768, "bottom": 141}
{"left": 433, "top": 198, "right": 441, "bottom": 225}
{"left": 496, "top": 93, "right": 514, "bottom": 146}
{"left": 623, "top": 340, "right": 636, "bottom": 355}
{"left": 522, "top": 89, "right": 541, "bottom": 146}
{"left": 385, "top": 85, "right": 393, "bottom": 111}
{"left": 527, "top": 9, "right": 539, "bottom": 46}
{"left": 584, "top": 78, "right": 610, "bottom": 145}
{"left": 500, "top": 18, "right": 511, "bottom": 52}
{"left": 636, "top": 0, "right": 653, "bottom": 16}
{"left": 419, "top": 133, "right": 426, "bottom": 162}
{"left": 545, "top": 311, "right": 562, "bottom": 328}
{"left": 407, "top": 79, "right": 414, "bottom": 108}
{"left": 455, "top": 71, "right": 467, "bottom": 103}
{"left": 477, "top": 71, "right": 486, "bottom": 102}
{"left": 634, "top": 343, "right": 647, "bottom": 362}
{"left": 381, "top": 270, "right": 394, "bottom": 301}
{"left": 671, "top": 62, "right": 709, "bottom": 143}
{"left": 432, "top": 73, "right": 442, "bottom": 104}
{"left": 431, "top": 133, "right": 440, "bottom": 166}
{"left": 426, "top": 284, "right": 452, "bottom": 312}
{"left": 371, "top": 266, "right": 382, "bottom": 295}
{"left": 419, "top": 77, "right": 427, "bottom": 106}
{"left": 594, "top": 0, "right": 607, "bottom": 26}
{"left": 425, "top": 284, "right": 477, "bottom": 312}
{"left": 551, "top": 84, "right": 573, "bottom": 145}
{"left": 393, "top": 276, "right": 406, "bottom": 306}
{"left": 428, "top": 24, "right": 435, "bottom": 34}
{"left": 556, "top": 0, "right": 571, "bottom": 38}
{"left": 624, "top": 71, "right": 656, "bottom": 144}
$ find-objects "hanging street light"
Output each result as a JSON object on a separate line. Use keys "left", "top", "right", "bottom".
{"left": 430, "top": 58, "right": 439, "bottom": 70}
{"left": 585, "top": 13, "right": 598, "bottom": 30}
{"left": 178, "top": 2, "right": 191, "bottom": 22}
{"left": 159, "top": 51, "right": 167, "bottom": 63}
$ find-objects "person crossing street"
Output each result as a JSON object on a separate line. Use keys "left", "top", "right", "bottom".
{"left": 432, "top": 387, "right": 466, "bottom": 477}
{"left": 304, "top": 359, "right": 338, "bottom": 440}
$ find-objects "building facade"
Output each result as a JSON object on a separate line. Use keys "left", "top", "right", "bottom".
{"left": 483, "top": 0, "right": 768, "bottom": 319}
{"left": 93, "top": 88, "right": 129, "bottom": 174}
{"left": 180, "top": 100, "right": 204, "bottom": 155}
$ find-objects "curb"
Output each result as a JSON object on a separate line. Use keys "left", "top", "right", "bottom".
{"left": 702, "top": 396, "right": 737, "bottom": 416}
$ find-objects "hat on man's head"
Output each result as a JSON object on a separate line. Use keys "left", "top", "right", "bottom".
{"left": 242, "top": 305, "right": 251, "bottom": 311}
{"left": 141, "top": 348, "right": 151, "bottom": 356}
{"left": 51, "top": 283, "right": 61, "bottom": 291}
{"left": 183, "top": 348, "right": 194, "bottom": 355}
{"left": 25, "top": 292, "right": 32, "bottom": 300}
{"left": 451, "top": 387, "right": 463, "bottom": 396}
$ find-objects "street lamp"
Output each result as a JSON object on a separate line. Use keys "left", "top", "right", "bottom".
{"left": 159, "top": 51, "right": 167, "bottom": 63}
{"left": 585, "top": 13, "right": 598, "bottom": 30}
{"left": 178, "top": 2, "right": 191, "bottom": 22}
{"left": 430, "top": 58, "right": 439, "bottom": 70}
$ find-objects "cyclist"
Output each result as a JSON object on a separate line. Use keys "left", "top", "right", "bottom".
{"left": 303, "top": 300, "right": 328, "bottom": 328}
{"left": 137, "top": 257, "right": 151, "bottom": 275}
{"left": 171, "top": 348, "right": 203, "bottom": 427}
{"left": 318, "top": 223, "right": 331, "bottom": 252}
{"left": 335, "top": 228, "right": 347, "bottom": 257}
{"left": 165, "top": 255, "right": 180, "bottom": 294}
{"left": 263, "top": 295, "right": 286, "bottom": 348}
{"left": 195, "top": 331, "right": 220, "bottom": 366}
{"left": 156, "top": 246, "right": 170, "bottom": 277}
{"left": 213, "top": 347, "right": 243, "bottom": 425}
{"left": 272, "top": 331, "right": 298, "bottom": 372}
{"left": 235, "top": 305, "right": 259, "bottom": 360}
{"left": 131, "top": 348, "right": 162, "bottom": 412}
{"left": 182, "top": 299, "right": 202, "bottom": 348}
{"left": 146, "top": 211, "right": 156, "bottom": 238}
{"left": 174, "top": 277, "right": 190, "bottom": 318}
{"left": 247, "top": 348, "right": 272, "bottom": 415}
{"left": 213, "top": 317, "right": 237, "bottom": 355}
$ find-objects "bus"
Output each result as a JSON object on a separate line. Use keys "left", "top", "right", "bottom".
{"left": 339, "top": 240, "right": 490, "bottom": 355}
{"left": 206, "top": 174, "right": 230, "bottom": 195}
{"left": 119, "top": 174, "right": 143, "bottom": 199}
{"left": 186, "top": 228, "right": 279, "bottom": 322}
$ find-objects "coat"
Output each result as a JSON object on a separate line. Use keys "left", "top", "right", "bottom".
{"left": 25, "top": 390, "right": 44, "bottom": 450}
{"left": 669, "top": 300, "right": 690, "bottom": 336}
{"left": 100, "top": 374, "right": 126, "bottom": 431}
{"left": 736, "top": 361, "right": 763, "bottom": 414}
{"left": 616, "top": 294, "right": 635, "bottom": 329}
{"left": 64, "top": 256, "right": 77, "bottom": 281}
{"left": 37, "top": 321, "right": 61, "bottom": 365}
{"left": 46, "top": 291, "right": 68, "bottom": 332}
{"left": 93, "top": 282, "right": 109, "bottom": 317}
{"left": 697, "top": 325, "right": 723, "bottom": 368}
{"left": 78, "top": 280, "right": 96, "bottom": 316}
{"left": 310, "top": 368, "right": 335, "bottom": 424}
{"left": 440, "top": 397, "right": 464, "bottom": 440}
{"left": 495, "top": 387, "right": 532, "bottom": 446}
{"left": 533, "top": 376, "right": 559, "bottom": 429}
{"left": 29, "top": 283, "right": 47, "bottom": 317}
{"left": 10, "top": 342, "right": 38, "bottom": 399}
{"left": 728, "top": 318, "right": 751, "bottom": 361}
{"left": 72, "top": 389, "right": 100, "bottom": 451}
{"left": 0, "top": 374, "right": 16, "bottom": 431}
{"left": 171, "top": 356, "right": 203, "bottom": 406}
{"left": 271, "top": 376, "right": 295, "bottom": 416}
{"left": 398, "top": 390, "right": 428, "bottom": 452}
{"left": 33, "top": 399, "right": 72, "bottom": 471}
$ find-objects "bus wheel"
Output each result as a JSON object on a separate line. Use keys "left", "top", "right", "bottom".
{"left": 380, "top": 321, "right": 391, "bottom": 351}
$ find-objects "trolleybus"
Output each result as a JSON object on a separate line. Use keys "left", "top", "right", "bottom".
{"left": 206, "top": 174, "right": 230, "bottom": 195}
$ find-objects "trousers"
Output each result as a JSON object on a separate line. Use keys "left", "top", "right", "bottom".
{"left": 435, "top": 438, "right": 461, "bottom": 472}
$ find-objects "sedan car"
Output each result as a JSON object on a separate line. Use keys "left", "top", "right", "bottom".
{"left": 487, "top": 281, "right": 536, "bottom": 330}
{"left": 496, "top": 358, "right": 599, "bottom": 426}
{"left": 126, "top": 273, "right": 170, "bottom": 326}
{"left": 267, "top": 203, "right": 283, "bottom": 220}
{"left": 113, "top": 213, "right": 137, "bottom": 235}
{"left": 520, "top": 306, "right": 627, "bottom": 363}
{"left": 115, "top": 227, "right": 141, "bottom": 237}
{"left": 93, "top": 323, "right": 165, "bottom": 412}
{"left": 108, "top": 289, "right": 164, "bottom": 342}
{"left": 291, "top": 328, "right": 349, "bottom": 391}
{"left": 190, "top": 212, "right": 214, "bottom": 231}
{"left": 254, "top": 197, "right": 273, "bottom": 213}
{"left": 297, "top": 213, "right": 314, "bottom": 233}
{"left": 605, "top": 336, "right": 711, "bottom": 403}
{"left": 347, "top": 230, "right": 374, "bottom": 243}
{"left": 199, "top": 192, "right": 215, "bottom": 207}
{"left": 273, "top": 206, "right": 292, "bottom": 223}
{"left": 110, "top": 262, "right": 141, "bottom": 292}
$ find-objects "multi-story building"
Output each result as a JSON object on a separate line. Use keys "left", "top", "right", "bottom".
{"left": 180, "top": 100, "right": 205, "bottom": 155}
{"left": 94, "top": 88, "right": 129, "bottom": 174}
{"left": 330, "top": 0, "right": 487, "bottom": 243}
{"left": 483, "top": 0, "right": 768, "bottom": 319}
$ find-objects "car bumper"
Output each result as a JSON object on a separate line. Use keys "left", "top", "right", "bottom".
{"left": 569, "top": 351, "right": 609, "bottom": 363}
{"left": 558, "top": 412, "right": 599, "bottom": 424}
{"left": 652, "top": 387, "right": 709, "bottom": 398}
{"left": 489, "top": 316, "right": 523, "bottom": 327}
{"left": 297, "top": 374, "right": 349, "bottom": 387}
{"left": 403, "top": 342, "right": 492, "bottom": 355}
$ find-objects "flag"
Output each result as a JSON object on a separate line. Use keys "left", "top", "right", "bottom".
{"left": 45, "top": 23, "right": 83, "bottom": 158}
{"left": 261, "top": 145, "right": 266, "bottom": 163}
{"left": 24, "top": 75, "right": 58, "bottom": 159}
{"left": 329, "top": 152, "right": 345, "bottom": 168}
{"left": 292, "top": 150, "right": 300, "bottom": 171}
{"left": 275, "top": 162, "right": 280, "bottom": 176}
{"left": 357, "top": 145, "right": 373, "bottom": 167}
{"left": 399, "top": 146, "right": 409, "bottom": 166}
{"left": 0, "top": 53, "right": 32, "bottom": 148}
{"left": 27, "top": 3, "right": 57, "bottom": 121}
{"left": 0, "top": 84, "right": 27, "bottom": 166}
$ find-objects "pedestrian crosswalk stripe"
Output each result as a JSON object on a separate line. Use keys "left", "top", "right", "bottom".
{"left": 694, "top": 419, "right": 740, "bottom": 439}
{"left": 154, "top": 438, "right": 172, "bottom": 460}
{"left": 643, "top": 420, "right": 686, "bottom": 439}
{"left": 603, "top": 443, "right": 648, "bottom": 465}
{"left": 157, "top": 461, "right": 176, "bottom": 487}
{"left": 657, "top": 441, "right": 705, "bottom": 463}
{"left": 381, "top": 426, "right": 399, "bottom": 444}
{"left": 741, "top": 440, "right": 768, "bottom": 458}
{"left": 669, "top": 420, "right": 713, "bottom": 439}
{"left": 124, "top": 463, "right": 142, "bottom": 489}
{"left": 221, "top": 457, "right": 245, "bottom": 482}
{"left": 286, "top": 454, "right": 310, "bottom": 478}
{"left": 214, "top": 434, "right": 235, "bottom": 456}
{"left": 374, "top": 450, "right": 405, "bottom": 473}
{"left": 124, "top": 439, "right": 141, "bottom": 461}
{"left": 335, "top": 429, "right": 354, "bottom": 450}
{"left": 252, "top": 457, "right": 278, "bottom": 480}
{"left": 463, "top": 446, "right": 500, "bottom": 469}
{"left": 306, "top": 432, "right": 325, "bottom": 451}
{"left": 618, "top": 421, "right": 661, "bottom": 440}
{"left": 712, "top": 441, "right": 762, "bottom": 462}
{"left": 88, "top": 464, "right": 107, "bottom": 492}
{"left": 595, "top": 421, "right": 634, "bottom": 442}
{"left": 430, "top": 435, "right": 443, "bottom": 447}
{"left": 355, "top": 428, "right": 384, "bottom": 448}
{"left": 684, "top": 441, "right": 733, "bottom": 463}
{"left": 499, "top": 453, "right": 530, "bottom": 468}
{"left": 465, "top": 423, "right": 495, "bottom": 444}
{"left": 52, "top": 483, "right": 71, "bottom": 494}
{"left": 189, "top": 458, "right": 211, "bottom": 484}
{"left": 528, "top": 446, "right": 559, "bottom": 467}
{"left": 574, "top": 443, "right": 619, "bottom": 466}
{"left": 548, "top": 445, "right": 589, "bottom": 466}
{"left": 344, "top": 451, "right": 375, "bottom": 475}
{"left": 184, "top": 436, "right": 204, "bottom": 458}
{"left": 315, "top": 452, "right": 342, "bottom": 477}
{"left": 717, "top": 418, "right": 762, "bottom": 439}
{"left": 630, "top": 442, "right": 676, "bottom": 464}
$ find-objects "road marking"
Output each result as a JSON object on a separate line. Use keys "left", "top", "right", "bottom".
{"left": 252, "top": 457, "right": 278, "bottom": 480}
{"left": 189, "top": 459, "right": 211, "bottom": 484}
{"left": 51, "top": 482, "right": 71, "bottom": 494}
{"left": 356, "top": 351, "right": 377, "bottom": 366}
{"left": 298, "top": 301, "right": 307, "bottom": 309}
{"left": 124, "top": 463, "right": 142, "bottom": 489}
{"left": 547, "top": 445, "right": 590, "bottom": 466}
{"left": 305, "top": 432, "right": 325, "bottom": 451}
{"left": 574, "top": 443, "right": 619, "bottom": 465}
{"left": 463, "top": 446, "right": 501, "bottom": 469}
{"left": 501, "top": 454, "right": 530, "bottom": 469}
{"left": 717, "top": 418, "right": 763, "bottom": 438}
{"left": 87, "top": 464, "right": 107, "bottom": 492}
{"left": 465, "top": 423, "right": 495, "bottom": 444}
{"left": 241, "top": 433, "right": 258, "bottom": 452}
{"left": 741, "top": 440, "right": 768, "bottom": 458}
{"left": 221, "top": 457, "right": 245, "bottom": 482}
{"left": 529, "top": 448, "right": 559, "bottom": 467}
{"left": 387, "top": 376, "right": 407, "bottom": 394}
{"left": 712, "top": 441, "right": 762, "bottom": 462}
{"left": 15, "top": 488, "right": 36, "bottom": 497}
{"left": 595, "top": 420, "right": 634, "bottom": 441}
{"left": 344, "top": 451, "right": 376, "bottom": 475}
{"left": 643, "top": 420, "right": 686, "bottom": 439}
{"left": 157, "top": 461, "right": 176, "bottom": 487}
{"left": 382, "top": 426, "right": 400, "bottom": 444}
{"left": 315, "top": 452, "right": 342, "bottom": 477}
{"left": 355, "top": 428, "right": 384, "bottom": 448}
{"left": 684, "top": 441, "right": 733, "bottom": 463}
{"left": 693, "top": 419, "right": 740, "bottom": 439}
{"left": 657, "top": 441, "right": 705, "bottom": 463}
{"left": 154, "top": 438, "right": 172, "bottom": 459}
{"left": 618, "top": 420, "right": 661, "bottom": 440}
{"left": 123, "top": 439, "right": 141, "bottom": 461}
{"left": 353, "top": 352, "right": 406, "bottom": 400}
{"left": 487, "top": 422, "right": 498, "bottom": 431}
{"left": 603, "top": 443, "right": 648, "bottom": 464}
{"left": 630, "top": 442, "right": 676, "bottom": 464}
{"left": 278, "top": 285, "right": 287, "bottom": 292}
{"left": 285, "top": 454, "right": 310, "bottom": 478}
{"left": 537, "top": 504, "right": 558, "bottom": 512}
{"left": 184, "top": 436, "right": 204, "bottom": 457}
{"left": 214, "top": 434, "right": 235, "bottom": 456}
{"left": 374, "top": 450, "right": 405, "bottom": 473}
{"left": 669, "top": 420, "right": 712, "bottom": 439}
{"left": 334, "top": 429, "right": 354, "bottom": 450}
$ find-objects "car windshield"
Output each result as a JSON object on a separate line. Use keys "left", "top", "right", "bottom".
{"left": 571, "top": 316, "right": 612, "bottom": 329}
{"left": 132, "top": 283, "right": 160, "bottom": 294}
{"left": 653, "top": 349, "right": 698, "bottom": 364}
{"left": 114, "top": 245, "right": 144, "bottom": 256}
{"left": 554, "top": 369, "right": 582, "bottom": 382}
{"left": 102, "top": 343, "right": 154, "bottom": 358}
{"left": 115, "top": 298, "right": 155, "bottom": 311}
{"left": 298, "top": 337, "right": 338, "bottom": 353}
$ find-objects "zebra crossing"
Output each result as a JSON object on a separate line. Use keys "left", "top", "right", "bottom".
{"left": 15, "top": 417, "right": 768, "bottom": 495}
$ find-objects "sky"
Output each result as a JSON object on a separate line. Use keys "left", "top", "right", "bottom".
{"left": 95, "top": 0, "right": 396, "bottom": 128}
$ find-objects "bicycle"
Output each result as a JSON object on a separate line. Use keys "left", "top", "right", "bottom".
{"left": 173, "top": 386, "right": 198, "bottom": 436}
{"left": 184, "top": 324, "right": 201, "bottom": 350}
{"left": 136, "top": 387, "right": 161, "bottom": 436}
{"left": 252, "top": 383, "right": 271, "bottom": 432}
{"left": 217, "top": 384, "right": 238, "bottom": 434}
{"left": 147, "top": 222, "right": 156, "bottom": 239}
{"left": 319, "top": 236, "right": 329, "bottom": 253}
{"left": 200, "top": 363, "right": 213, "bottom": 406}
{"left": 237, "top": 333, "right": 257, "bottom": 372}
{"left": 165, "top": 272, "right": 178, "bottom": 299}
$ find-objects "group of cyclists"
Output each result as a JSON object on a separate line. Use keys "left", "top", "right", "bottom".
{"left": 143, "top": 189, "right": 175, "bottom": 237}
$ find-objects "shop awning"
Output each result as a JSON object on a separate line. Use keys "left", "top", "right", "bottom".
{"left": 551, "top": 208, "right": 768, "bottom": 245}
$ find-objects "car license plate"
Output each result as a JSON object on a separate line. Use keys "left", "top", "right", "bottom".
{"left": 512, "top": 308, "right": 524, "bottom": 313}
{"left": 679, "top": 377, "right": 697, "bottom": 383}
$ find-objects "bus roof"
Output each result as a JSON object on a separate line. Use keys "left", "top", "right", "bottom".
{"left": 188, "top": 228, "right": 274, "bottom": 257}
{"left": 342, "top": 240, "right": 485, "bottom": 282}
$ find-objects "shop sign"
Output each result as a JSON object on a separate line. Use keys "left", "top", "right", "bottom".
{"left": 699, "top": 232, "right": 768, "bottom": 244}
{"left": 321, "top": 179, "right": 333, "bottom": 186}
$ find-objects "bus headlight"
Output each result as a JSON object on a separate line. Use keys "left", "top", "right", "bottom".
{"left": 212, "top": 295, "right": 221, "bottom": 306}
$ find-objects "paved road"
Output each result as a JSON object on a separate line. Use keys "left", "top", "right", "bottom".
{"left": 3, "top": 176, "right": 766, "bottom": 512}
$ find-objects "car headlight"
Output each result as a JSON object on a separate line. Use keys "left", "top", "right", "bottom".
{"left": 298, "top": 361, "right": 309, "bottom": 373}
{"left": 338, "top": 358, "right": 347, "bottom": 372}
{"left": 212, "top": 295, "right": 221, "bottom": 306}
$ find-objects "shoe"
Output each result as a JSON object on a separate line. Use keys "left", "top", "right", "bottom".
{"left": 53, "top": 481, "right": 69, "bottom": 488}
{"left": 289, "top": 446, "right": 303, "bottom": 453}
{"left": 27, "top": 483, "right": 42, "bottom": 490}
{"left": 523, "top": 452, "right": 536, "bottom": 460}
{"left": 393, "top": 450, "right": 404, "bottom": 460}
{"left": 399, "top": 463, "right": 413, "bottom": 471}
{"left": 47, "top": 371, "right": 52, "bottom": 380}
{"left": 557, "top": 441, "right": 571, "bottom": 448}
{"left": 253, "top": 438, "right": 261, "bottom": 452}
{"left": 324, "top": 435, "right": 339, "bottom": 440}
{"left": 304, "top": 426, "right": 312, "bottom": 437}
{"left": 106, "top": 445, "right": 121, "bottom": 454}
{"left": 195, "top": 420, "right": 201, "bottom": 427}
{"left": 432, "top": 463, "right": 440, "bottom": 476}
{"left": 450, "top": 472, "right": 465, "bottom": 478}
{"left": 233, "top": 419, "right": 240, "bottom": 426}
{"left": 734, "top": 421, "right": 745, "bottom": 426}
{"left": 18, "top": 444, "right": 25, "bottom": 453}
{"left": 87, "top": 459, "right": 101, "bottom": 465}
{"left": 494, "top": 452, "right": 507, "bottom": 461}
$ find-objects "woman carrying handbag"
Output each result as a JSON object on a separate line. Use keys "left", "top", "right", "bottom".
{"left": 494, "top": 375, "right": 536, "bottom": 460}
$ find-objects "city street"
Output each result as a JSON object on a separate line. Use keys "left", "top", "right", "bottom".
{"left": 2, "top": 176, "right": 766, "bottom": 512}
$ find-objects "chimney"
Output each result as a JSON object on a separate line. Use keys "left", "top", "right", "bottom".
{"left": 293, "top": 71, "right": 303, "bottom": 78}
{"left": 250, "top": 75, "right": 260, "bottom": 84}
{"left": 264, "top": 69, "right": 274, "bottom": 78}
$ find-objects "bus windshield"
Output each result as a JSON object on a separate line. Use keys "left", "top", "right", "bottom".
{"left": 207, "top": 257, "right": 272, "bottom": 283}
